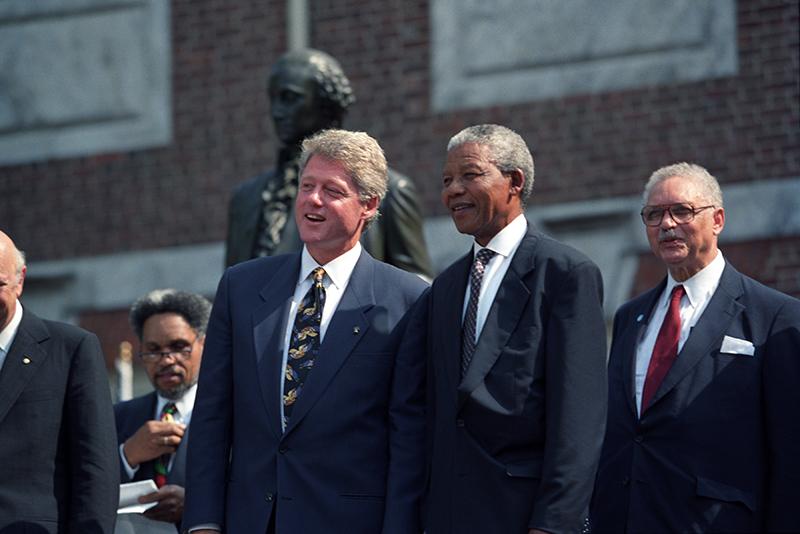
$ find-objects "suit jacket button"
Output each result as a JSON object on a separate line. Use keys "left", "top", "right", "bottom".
{"left": 456, "top": 418, "right": 465, "bottom": 427}
{"left": 634, "top": 434, "right": 644, "bottom": 443}
{"left": 279, "top": 446, "right": 288, "bottom": 454}
{"left": 622, "top": 477, "right": 630, "bottom": 486}
{"left": 265, "top": 493, "right": 274, "bottom": 501}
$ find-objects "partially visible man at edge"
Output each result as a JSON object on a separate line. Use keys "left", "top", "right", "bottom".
{"left": 184, "top": 129, "right": 429, "bottom": 533}
{"left": 591, "top": 163, "right": 800, "bottom": 533}
{"left": 114, "top": 289, "right": 212, "bottom": 528}
{"left": 0, "top": 230, "right": 119, "bottom": 532}
{"left": 414, "top": 124, "right": 607, "bottom": 534}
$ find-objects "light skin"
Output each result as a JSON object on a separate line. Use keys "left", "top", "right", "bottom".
{"left": 295, "top": 154, "right": 378, "bottom": 265}
{"left": 0, "top": 231, "right": 25, "bottom": 332}
{"left": 124, "top": 312, "right": 204, "bottom": 523}
{"left": 441, "top": 142, "right": 525, "bottom": 246}
{"left": 645, "top": 175, "right": 725, "bottom": 281}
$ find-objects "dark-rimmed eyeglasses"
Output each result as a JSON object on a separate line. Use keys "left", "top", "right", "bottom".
{"left": 138, "top": 337, "right": 199, "bottom": 363}
{"left": 640, "top": 203, "right": 714, "bottom": 227}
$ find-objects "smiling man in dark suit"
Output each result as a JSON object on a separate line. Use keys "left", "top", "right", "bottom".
{"left": 421, "top": 124, "right": 608, "bottom": 534}
{"left": 184, "top": 129, "right": 428, "bottom": 534}
{"left": 590, "top": 163, "right": 800, "bottom": 533}
{"left": 0, "top": 230, "right": 118, "bottom": 533}
{"left": 114, "top": 289, "right": 211, "bottom": 528}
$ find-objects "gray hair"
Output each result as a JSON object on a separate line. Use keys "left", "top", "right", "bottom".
{"left": 13, "top": 247, "right": 25, "bottom": 282}
{"left": 298, "top": 129, "right": 388, "bottom": 224}
{"left": 447, "top": 124, "right": 535, "bottom": 205}
{"left": 130, "top": 289, "right": 212, "bottom": 340}
{"left": 270, "top": 49, "right": 355, "bottom": 123}
{"left": 643, "top": 162, "right": 724, "bottom": 207}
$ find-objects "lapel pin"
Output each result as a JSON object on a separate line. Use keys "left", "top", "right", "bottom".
{"left": 636, "top": 314, "right": 644, "bottom": 323}
{"left": 22, "top": 356, "right": 31, "bottom": 365}
{"left": 352, "top": 326, "right": 360, "bottom": 335}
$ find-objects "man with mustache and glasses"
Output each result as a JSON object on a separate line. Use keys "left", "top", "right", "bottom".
{"left": 114, "top": 289, "right": 211, "bottom": 528}
{"left": 591, "top": 163, "right": 800, "bottom": 533}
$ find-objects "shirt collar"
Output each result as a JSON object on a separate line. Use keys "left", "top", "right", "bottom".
{"left": 472, "top": 213, "right": 527, "bottom": 258}
{"left": 665, "top": 249, "right": 726, "bottom": 308}
{"left": 0, "top": 300, "right": 23, "bottom": 353}
{"left": 156, "top": 383, "right": 198, "bottom": 420}
{"left": 299, "top": 242, "right": 362, "bottom": 290}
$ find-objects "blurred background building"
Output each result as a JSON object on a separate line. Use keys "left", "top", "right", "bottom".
{"left": 1, "top": 0, "right": 798, "bottom": 397}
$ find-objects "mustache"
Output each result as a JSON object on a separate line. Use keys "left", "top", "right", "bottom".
{"left": 156, "top": 364, "right": 183, "bottom": 376}
{"left": 658, "top": 229, "right": 682, "bottom": 242}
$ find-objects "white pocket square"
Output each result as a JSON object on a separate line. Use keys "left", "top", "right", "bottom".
{"left": 720, "top": 335, "right": 755, "bottom": 356}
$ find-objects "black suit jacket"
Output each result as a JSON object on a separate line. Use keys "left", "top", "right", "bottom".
{"left": 422, "top": 225, "right": 608, "bottom": 534}
{"left": 114, "top": 392, "right": 189, "bottom": 488}
{"left": 184, "top": 250, "right": 429, "bottom": 534}
{"left": 0, "top": 310, "right": 119, "bottom": 533}
{"left": 225, "top": 168, "right": 433, "bottom": 278}
{"left": 591, "top": 263, "right": 800, "bottom": 533}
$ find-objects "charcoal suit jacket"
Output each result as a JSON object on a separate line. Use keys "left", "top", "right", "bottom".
{"left": 0, "top": 310, "right": 119, "bottom": 533}
{"left": 422, "top": 224, "right": 608, "bottom": 534}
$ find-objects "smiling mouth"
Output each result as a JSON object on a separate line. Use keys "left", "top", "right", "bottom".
{"left": 450, "top": 203, "right": 473, "bottom": 212}
{"left": 305, "top": 213, "right": 325, "bottom": 222}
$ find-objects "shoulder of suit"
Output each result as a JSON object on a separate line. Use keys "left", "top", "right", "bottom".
{"left": 114, "top": 391, "right": 157, "bottom": 418}
{"left": 733, "top": 268, "right": 800, "bottom": 311}
{"left": 370, "top": 258, "right": 429, "bottom": 295}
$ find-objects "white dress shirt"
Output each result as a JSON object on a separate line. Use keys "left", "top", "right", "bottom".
{"left": 120, "top": 383, "right": 198, "bottom": 478}
{"left": 634, "top": 250, "right": 726, "bottom": 415}
{"left": 461, "top": 214, "right": 527, "bottom": 341}
{"left": 0, "top": 300, "right": 23, "bottom": 372}
{"left": 279, "top": 243, "right": 362, "bottom": 430}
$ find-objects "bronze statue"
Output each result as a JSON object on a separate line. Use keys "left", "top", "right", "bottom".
{"left": 225, "top": 49, "right": 433, "bottom": 278}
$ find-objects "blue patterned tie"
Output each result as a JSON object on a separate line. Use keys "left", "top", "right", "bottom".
{"left": 462, "top": 249, "right": 496, "bottom": 377}
{"left": 283, "top": 267, "right": 326, "bottom": 426}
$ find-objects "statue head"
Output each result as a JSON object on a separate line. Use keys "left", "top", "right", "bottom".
{"left": 268, "top": 49, "right": 356, "bottom": 147}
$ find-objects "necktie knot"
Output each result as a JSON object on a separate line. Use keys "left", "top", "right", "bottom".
{"left": 311, "top": 267, "right": 326, "bottom": 286}
{"left": 670, "top": 284, "right": 685, "bottom": 304}
{"left": 161, "top": 402, "right": 177, "bottom": 422}
{"left": 475, "top": 248, "right": 496, "bottom": 268}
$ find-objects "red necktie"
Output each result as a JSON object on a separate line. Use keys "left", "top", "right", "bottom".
{"left": 642, "top": 285, "right": 685, "bottom": 411}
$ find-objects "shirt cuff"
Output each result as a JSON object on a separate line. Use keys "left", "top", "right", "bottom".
{"left": 188, "top": 524, "right": 221, "bottom": 532}
{"left": 119, "top": 443, "right": 139, "bottom": 479}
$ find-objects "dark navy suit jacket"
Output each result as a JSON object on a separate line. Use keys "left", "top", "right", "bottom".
{"left": 114, "top": 391, "right": 190, "bottom": 488}
{"left": 423, "top": 225, "right": 608, "bottom": 534}
{"left": 0, "top": 311, "right": 119, "bottom": 533}
{"left": 183, "top": 250, "right": 428, "bottom": 534}
{"left": 591, "top": 263, "right": 800, "bottom": 533}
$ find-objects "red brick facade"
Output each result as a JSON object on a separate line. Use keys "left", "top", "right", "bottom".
{"left": 1, "top": 0, "right": 798, "bottom": 296}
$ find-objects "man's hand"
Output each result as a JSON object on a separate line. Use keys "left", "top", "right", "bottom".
{"left": 139, "top": 484, "right": 184, "bottom": 523}
{"left": 122, "top": 420, "right": 185, "bottom": 467}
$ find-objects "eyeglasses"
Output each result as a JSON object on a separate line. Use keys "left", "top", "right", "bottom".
{"left": 640, "top": 203, "right": 714, "bottom": 227}
{"left": 138, "top": 337, "right": 199, "bottom": 363}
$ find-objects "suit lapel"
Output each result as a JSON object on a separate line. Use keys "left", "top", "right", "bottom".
{"left": 617, "top": 283, "right": 663, "bottom": 418}
{"left": 647, "top": 264, "right": 744, "bottom": 410}
{"left": 0, "top": 312, "right": 50, "bottom": 425}
{"left": 282, "top": 251, "right": 374, "bottom": 438}
{"left": 439, "top": 251, "right": 472, "bottom": 406}
{"left": 253, "top": 254, "right": 299, "bottom": 440}
{"left": 458, "top": 231, "right": 538, "bottom": 410}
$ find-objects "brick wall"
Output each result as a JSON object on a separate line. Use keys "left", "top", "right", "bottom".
{"left": 1, "top": 0, "right": 797, "bottom": 265}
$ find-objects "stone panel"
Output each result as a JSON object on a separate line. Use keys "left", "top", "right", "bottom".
{"left": 431, "top": 0, "right": 737, "bottom": 110}
{"left": 0, "top": 0, "right": 171, "bottom": 165}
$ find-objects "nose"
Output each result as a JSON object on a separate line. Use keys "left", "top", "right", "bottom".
{"left": 441, "top": 178, "right": 465, "bottom": 203}
{"left": 659, "top": 208, "right": 678, "bottom": 229}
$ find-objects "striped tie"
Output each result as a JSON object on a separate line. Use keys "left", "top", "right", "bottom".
{"left": 461, "top": 249, "right": 496, "bottom": 377}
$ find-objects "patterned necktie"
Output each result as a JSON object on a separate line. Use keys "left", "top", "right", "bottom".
{"left": 642, "top": 285, "right": 685, "bottom": 411}
{"left": 283, "top": 267, "right": 326, "bottom": 426}
{"left": 461, "top": 248, "right": 497, "bottom": 377}
{"left": 154, "top": 402, "right": 177, "bottom": 488}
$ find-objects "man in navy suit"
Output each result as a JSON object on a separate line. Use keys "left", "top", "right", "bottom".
{"left": 0, "top": 230, "right": 119, "bottom": 533}
{"left": 591, "top": 163, "right": 800, "bottom": 533}
{"left": 421, "top": 124, "right": 608, "bottom": 534}
{"left": 114, "top": 289, "right": 211, "bottom": 527}
{"left": 184, "top": 129, "right": 429, "bottom": 534}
